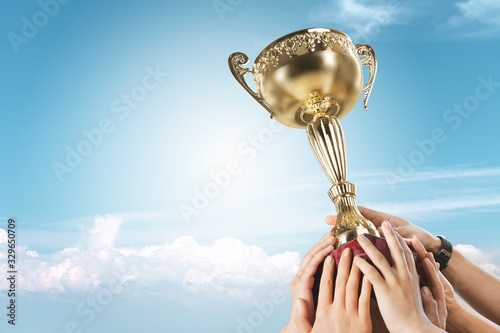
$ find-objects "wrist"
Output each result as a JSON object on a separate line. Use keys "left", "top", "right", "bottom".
{"left": 446, "top": 300, "right": 463, "bottom": 322}
{"left": 427, "top": 235, "right": 442, "bottom": 255}
{"left": 434, "top": 236, "right": 453, "bottom": 270}
{"left": 446, "top": 302, "right": 470, "bottom": 332}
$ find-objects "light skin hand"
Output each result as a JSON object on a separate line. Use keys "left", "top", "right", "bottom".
{"left": 442, "top": 249, "right": 500, "bottom": 325}
{"left": 438, "top": 271, "right": 500, "bottom": 333}
{"left": 327, "top": 207, "right": 500, "bottom": 325}
{"left": 322, "top": 212, "right": 442, "bottom": 333}
{"left": 410, "top": 236, "right": 447, "bottom": 330}
{"left": 325, "top": 206, "right": 442, "bottom": 254}
{"left": 437, "top": 268, "right": 463, "bottom": 331}
{"left": 281, "top": 232, "right": 335, "bottom": 333}
{"left": 326, "top": 212, "right": 447, "bottom": 329}
{"left": 353, "top": 221, "right": 445, "bottom": 333}
{"left": 294, "top": 248, "right": 372, "bottom": 333}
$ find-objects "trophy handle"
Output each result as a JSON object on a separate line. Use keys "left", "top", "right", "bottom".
{"left": 355, "top": 44, "right": 377, "bottom": 110}
{"left": 228, "top": 52, "right": 275, "bottom": 118}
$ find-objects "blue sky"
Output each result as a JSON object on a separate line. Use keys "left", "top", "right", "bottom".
{"left": 1, "top": 0, "right": 500, "bottom": 332}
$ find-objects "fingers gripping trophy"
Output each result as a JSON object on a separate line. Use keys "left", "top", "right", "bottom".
{"left": 228, "top": 28, "right": 391, "bottom": 269}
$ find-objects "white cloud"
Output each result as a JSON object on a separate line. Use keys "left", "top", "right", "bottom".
{"left": 365, "top": 194, "right": 500, "bottom": 221}
{"left": 455, "top": 244, "right": 500, "bottom": 276}
{"left": 380, "top": 166, "right": 500, "bottom": 186}
{"left": 449, "top": 0, "right": 500, "bottom": 28}
{"left": 0, "top": 209, "right": 498, "bottom": 304}
{"left": 246, "top": 166, "right": 500, "bottom": 222}
{"left": 0, "top": 216, "right": 300, "bottom": 301}
{"left": 169, "top": 164, "right": 500, "bottom": 243}
{"left": 26, "top": 250, "right": 39, "bottom": 257}
{"left": 2, "top": 163, "right": 499, "bottom": 300}
{"left": 309, "top": 0, "right": 500, "bottom": 39}
{"left": 360, "top": 166, "right": 500, "bottom": 220}
{"left": 309, "top": 0, "right": 409, "bottom": 39}
{"left": 87, "top": 215, "right": 122, "bottom": 250}
{"left": 0, "top": 228, "right": 6, "bottom": 244}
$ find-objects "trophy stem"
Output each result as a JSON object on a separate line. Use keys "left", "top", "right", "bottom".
{"left": 306, "top": 114, "right": 379, "bottom": 246}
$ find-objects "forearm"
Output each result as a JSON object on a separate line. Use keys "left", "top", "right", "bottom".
{"left": 447, "top": 300, "right": 500, "bottom": 333}
{"left": 443, "top": 250, "right": 500, "bottom": 325}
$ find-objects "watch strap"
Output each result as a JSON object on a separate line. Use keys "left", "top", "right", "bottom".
{"left": 434, "top": 235, "right": 453, "bottom": 270}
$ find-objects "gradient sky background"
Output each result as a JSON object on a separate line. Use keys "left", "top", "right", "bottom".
{"left": 1, "top": 0, "right": 500, "bottom": 332}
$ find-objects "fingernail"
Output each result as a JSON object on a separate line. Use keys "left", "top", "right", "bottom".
{"left": 353, "top": 255, "right": 363, "bottom": 264}
{"left": 422, "top": 286, "right": 431, "bottom": 296}
{"left": 382, "top": 221, "right": 391, "bottom": 229}
{"left": 343, "top": 248, "right": 351, "bottom": 257}
{"left": 325, "top": 255, "right": 333, "bottom": 263}
{"left": 358, "top": 233, "right": 367, "bottom": 242}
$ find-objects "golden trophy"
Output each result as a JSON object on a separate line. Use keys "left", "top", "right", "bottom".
{"left": 228, "top": 28, "right": 391, "bottom": 267}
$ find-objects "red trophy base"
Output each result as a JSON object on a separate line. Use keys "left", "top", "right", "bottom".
{"left": 331, "top": 234, "right": 392, "bottom": 267}
{"left": 312, "top": 234, "right": 421, "bottom": 307}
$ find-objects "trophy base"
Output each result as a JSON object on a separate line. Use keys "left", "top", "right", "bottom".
{"left": 331, "top": 234, "right": 392, "bottom": 267}
{"left": 312, "top": 234, "right": 389, "bottom": 307}
{"left": 312, "top": 234, "right": 422, "bottom": 307}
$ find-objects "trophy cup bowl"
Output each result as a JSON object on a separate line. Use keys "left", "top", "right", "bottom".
{"left": 228, "top": 27, "right": 388, "bottom": 266}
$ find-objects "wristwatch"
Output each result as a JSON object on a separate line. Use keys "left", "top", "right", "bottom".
{"left": 434, "top": 235, "right": 453, "bottom": 270}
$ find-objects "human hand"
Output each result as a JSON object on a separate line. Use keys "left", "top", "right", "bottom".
{"left": 281, "top": 233, "right": 336, "bottom": 333}
{"left": 409, "top": 236, "right": 447, "bottom": 330}
{"left": 325, "top": 206, "right": 442, "bottom": 254}
{"left": 437, "top": 269, "right": 500, "bottom": 333}
{"left": 437, "top": 270, "right": 460, "bottom": 319}
{"left": 294, "top": 248, "right": 372, "bottom": 333}
{"left": 353, "top": 221, "right": 445, "bottom": 333}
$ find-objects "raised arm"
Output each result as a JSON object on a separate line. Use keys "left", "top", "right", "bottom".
{"left": 439, "top": 270, "right": 500, "bottom": 333}
{"left": 294, "top": 248, "right": 373, "bottom": 333}
{"left": 353, "top": 221, "right": 446, "bottom": 333}
{"left": 281, "top": 232, "right": 336, "bottom": 333}
{"left": 326, "top": 206, "right": 500, "bottom": 325}
{"left": 441, "top": 249, "right": 500, "bottom": 325}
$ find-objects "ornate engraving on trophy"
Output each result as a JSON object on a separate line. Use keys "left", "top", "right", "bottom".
{"left": 229, "top": 28, "right": 386, "bottom": 259}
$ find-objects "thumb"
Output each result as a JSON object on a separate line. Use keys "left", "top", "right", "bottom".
{"left": 325, "top": 215, "right": 337, "bottom": 226}
{"left": 293, "top": 298, "right": 313, "bottom": 333}
{"left": 392, "top": 225, "right": 411, "bottom": 238}
{"left": 421, "top": 286, "right": 440, "bottom": 327}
